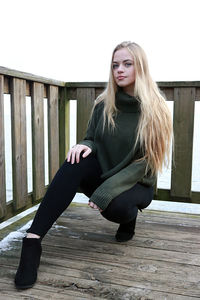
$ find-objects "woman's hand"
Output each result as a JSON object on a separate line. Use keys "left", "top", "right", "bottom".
{"left": 67, "top": 144, "right": 92, "bottom": 164}
{"left": 88, "top": 201, "right": 103, "bottom": 213}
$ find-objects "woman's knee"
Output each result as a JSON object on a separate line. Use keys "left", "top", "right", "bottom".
{"left": 61, "top": 154, "right": 101, "bottom": 177}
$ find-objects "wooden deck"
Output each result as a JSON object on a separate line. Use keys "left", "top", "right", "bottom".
{"left": 0, "top": 204, "right": 200, "bottom": 299}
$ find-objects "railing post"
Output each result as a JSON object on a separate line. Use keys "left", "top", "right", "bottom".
{"left": 48, "top": 85, "right": 59, "bottom": 182}
{"left": 59, "top": 86, "right": 70, "bottom": 166}
{"left": 171, "top": 87, "right": 195, "bottom": 199}
{"left": 11, "top": 78, "right": 28, "bottom": 210}
{"left": 76, "top": 88, "right": 95, "bottom": 142}
{"left": 31, "top": 82, "right": 45, "bottom": 202}
{"left": 0, "top": 75, "right": 6, "bottom": 218}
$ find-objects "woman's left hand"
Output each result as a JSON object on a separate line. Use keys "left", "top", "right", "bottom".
{"left": 88, "top": 201, "right": 103, "bottom": 212}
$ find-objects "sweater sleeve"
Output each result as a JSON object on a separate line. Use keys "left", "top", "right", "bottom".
{"left": 89, "top": 159, "right": 154, "bottom": 211}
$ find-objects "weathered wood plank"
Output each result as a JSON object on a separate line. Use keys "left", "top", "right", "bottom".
{"left": 3, "top": 79, "right": 48, "bottom": 98}
{"left": 0, "top": 75, "right": 6, "bottom": 218}
{"left": 43, "top": 229, "right": 200, "bottom": 267}
{"left": 59, "top": 203, "right": 200, "bottom": 225}
{"left": 161, "top": 87, "right": 174, "bottom": 101}
{"left": 65, "top": 87, "right": 77, "bottom": 100}
{"left": 1, "top": 258, "right": 200, "bottom": 300}
{"left": 62, "top": 205, "right": 200, "bottom": 227}
{"left": 58, "top": 215, "right": 200, "bottom": 245}
{"left": 196, "top": 87, "right": 200, "bottom": 100}
{"left": 76, "top": 88, "right": 95, "bottom": 142}
{"left": 2, "top": 275, "right": 197, "bottom": 300}
{"left": 171, "top": 87, "right": 195, "bottom": 199}
{"left": 59, "top": 87, "right": 70, "bottom": 165}
{"left": 26, "top": 82, "right": 47, "bottom": 98}
{"left": 155, "top": 188, "right": 200, "bottom": 204}
{"left": 31, "top": 82, "right": 45, "bottom": 201}
{"left": 48, "top": 86, "right": 59, "bottom": 181}
{"left": 192, "top": 191, "right": 200, "bottom": 203}
{"left": 0, "top": 279, "right": 102, "bottom": 300}
{"left": 3, "top": 241, "right": 199, "bottom": 298}
{"left": 57, "top": 208, "right": 200, "bottom": 247}
{"left": 39, "top": 254, "right": 200, "bottom": 297}
{"left": 10, "top": 78, "right": 27, "bottom": 210}
{"left": 0, "top": 66, "right": 65, "bottom": 87}
{"left": 3, "top": 76, "right": 9, "bottom": 94}
{"left": 138, "top": 210, "right": 200, "bottom": 228}
{"left": 49, "top": 222, "right": 200, "bottom": 255}
{"left": 65, "top": 81, "right": 200, "bottom": 88}
{"left": 66, "top": 82, "right": 107, "bottom": 88}
{"left": 95, "top": 87, "right": 105, "bottom": 99}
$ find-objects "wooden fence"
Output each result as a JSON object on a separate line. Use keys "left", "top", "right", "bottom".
{"left": 0, "top": 67, "right": 69, "bottom": 221}
{"left": 0, "top": 66, "right": 200, "bottom": 222}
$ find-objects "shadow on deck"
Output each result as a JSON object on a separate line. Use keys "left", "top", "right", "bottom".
{"left": 0, "top": 204, "right": 200, "bottom": 300}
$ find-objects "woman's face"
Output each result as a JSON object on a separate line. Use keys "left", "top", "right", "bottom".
{"left": 112, "top": 48, "right": 135, "bottom": 95}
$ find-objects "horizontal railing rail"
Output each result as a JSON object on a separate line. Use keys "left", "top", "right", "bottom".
{"left": 0, "top": 66, "right": 200, "bottom": 223}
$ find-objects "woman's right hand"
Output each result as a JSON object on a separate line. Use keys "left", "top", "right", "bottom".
{"left": 67, "top": 144, "right": 92, "bottom": 164}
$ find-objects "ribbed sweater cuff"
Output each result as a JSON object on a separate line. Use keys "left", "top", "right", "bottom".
{"left": 90, "top": 190, "right": 113, "bottom": 211}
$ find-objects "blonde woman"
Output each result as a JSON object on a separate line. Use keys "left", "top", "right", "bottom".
{"left": 15, "top": 41, "right": 173, "bottom": 289}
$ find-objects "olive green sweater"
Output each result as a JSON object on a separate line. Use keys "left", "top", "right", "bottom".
{"left": 80, "top": 89, "right": 156, "bottom": 210}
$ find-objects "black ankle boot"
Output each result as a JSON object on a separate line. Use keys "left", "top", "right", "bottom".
{"left": 15, "top": 237, "right": 42, "bottom": 289}
{"left": 115, "top": 218, "right": 136, "bottom": 242}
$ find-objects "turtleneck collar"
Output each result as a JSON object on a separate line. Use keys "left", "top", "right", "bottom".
{"left": 115, "top": 89, "right": 140, "bottom": 113}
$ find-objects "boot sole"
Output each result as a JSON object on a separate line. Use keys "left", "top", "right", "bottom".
{"left": 115, "top": 236, "right": 133, "bottom": 242}
{"left": 115, "top": 233, "right": 135, "bottom": 242}
{"left": 15, "top": 283, "right": 35, "bottom": 290}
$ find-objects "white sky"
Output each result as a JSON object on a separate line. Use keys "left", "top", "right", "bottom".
{"left": 0, "top": 0, "right": 200, "bottom": 82}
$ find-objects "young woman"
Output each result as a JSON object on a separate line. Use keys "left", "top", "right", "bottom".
{"left": 15, "top": 41, "right": 173, "bottom": 289}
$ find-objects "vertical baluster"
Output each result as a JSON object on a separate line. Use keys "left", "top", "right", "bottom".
{"left": 32, "top": 82, "right": 45, "bottom": 202}
{"left": 11, "top": 78, "right": 27, "bottom": 210}
{"left": 59, "top": 87, "right": 70, "bottom": 165}
{"left": 48, "top": 85, "right": 59, "bottom": 182}
{"left": 171, "top": 87, "right": 195, "bottom": 199}
{"left": 0, "top": 75, "right": 6, "bottom": 218}
{"left": 76, "top": 88, "right": 95, "bottom": 142}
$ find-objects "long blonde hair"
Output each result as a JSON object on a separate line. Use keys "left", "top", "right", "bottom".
{"left": 96, "top": 41, "right": 173, "bottom": 175}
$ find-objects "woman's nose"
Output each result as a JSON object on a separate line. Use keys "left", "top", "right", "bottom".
{"left": 117, "top": 64, "right": 124, "bottom": 73}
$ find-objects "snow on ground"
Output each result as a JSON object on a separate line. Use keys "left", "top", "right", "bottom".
{"left": 0, "top": 220, "right": 32, "bottom": 253}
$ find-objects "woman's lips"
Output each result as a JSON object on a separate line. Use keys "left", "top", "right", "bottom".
{"left": 117, "top": 76, "right": 126, "bottom": 80}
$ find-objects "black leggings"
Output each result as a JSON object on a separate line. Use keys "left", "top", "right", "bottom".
{"left": 27, "top": 155, "right": 153, "bottom": 237}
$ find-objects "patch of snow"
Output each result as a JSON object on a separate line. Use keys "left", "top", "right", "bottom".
{"left": 53, "top": 224, "right": 68, "bottom": 229}
{"left": 72, "top": 193, "right": 89, "bottom": 204}
{"left": 0, "top": 220, "right": 32, "bottom": 253}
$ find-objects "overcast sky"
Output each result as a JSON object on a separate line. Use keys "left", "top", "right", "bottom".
{"left": 0, "top": 0, "right": 200, "bottom": 82}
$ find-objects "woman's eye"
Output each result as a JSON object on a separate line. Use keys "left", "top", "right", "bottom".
{"left": 112, "top": 64, "right": 118, "bottom": 69}
{"left": 125, "top": 62, "right": 132, "bottom": 67}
